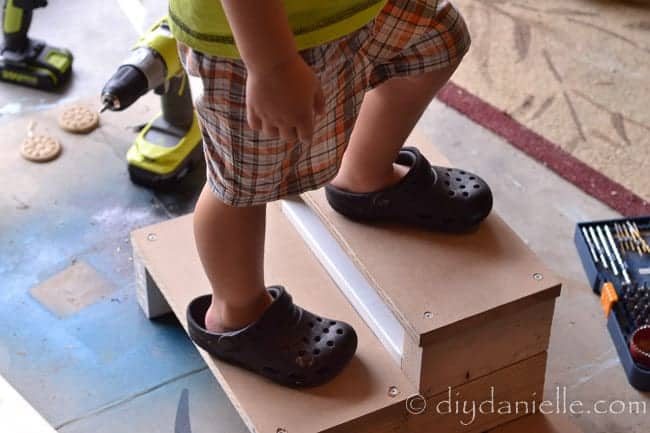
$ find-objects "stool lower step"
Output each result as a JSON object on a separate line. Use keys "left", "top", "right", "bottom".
{"left": 132, "top": 203, "right": 416, "bottom": 433}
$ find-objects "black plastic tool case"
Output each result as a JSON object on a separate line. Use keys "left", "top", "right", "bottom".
{"left": 574, "top": 216, "right": 650, "bottom": 391}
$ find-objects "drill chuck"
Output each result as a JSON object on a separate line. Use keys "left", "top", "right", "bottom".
{"left": 100, "top": 64, "right": 149, "bottom": 111}
{"left": 100, "top": 47, "right": 167, "bottom": 112}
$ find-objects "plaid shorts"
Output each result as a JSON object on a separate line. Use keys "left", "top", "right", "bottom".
{"left": 179, "top": 0, "right": 470, "bottom": 206}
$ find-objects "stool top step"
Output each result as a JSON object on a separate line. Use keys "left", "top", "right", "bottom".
{"left": 303, "top": 130, "right": 561, "bottom": 345}
{"left": 131, "top": 203, "right": 415, "bottom": 433}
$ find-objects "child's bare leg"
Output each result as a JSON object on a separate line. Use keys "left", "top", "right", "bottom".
{"left": 331, "top": 64, "right": 458, "bottom": 193}
{"left": 193, "top": 185, "right": 272, "bottom": 332}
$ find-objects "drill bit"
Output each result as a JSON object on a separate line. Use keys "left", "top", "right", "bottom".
{"left": 632, "top": 222, "right": 650, "bottom": 254}
{"left": 582, "top": 227, "right": 600, "bottom": 264}
{"left": 597, "top": 225, "right": 619, "bottom": 276}
{"left": 615, "top": 223, "right": 628, "bottom": 252}
{"left": 628, "top": 221, "right": 647, "bottom": 255}
{"left": 621, "top": 224, "right": 634, "bottom": 252}
{"left": 623, "top": 222, "right": 641, "bottom": 255}
{"left": 624, "top": 223, "right": 635, "bottom": 252}
{"left": 605, "top": 225, "right": 631, "bottom": 284}
{"left": 627, "top": 221, "right": 640, "bottom": 247}
{"left": 589, "top": 226, "right": 608, "bottom": 269}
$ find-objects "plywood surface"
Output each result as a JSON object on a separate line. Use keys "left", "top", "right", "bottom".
{"left": 409, "top": 352, "right": 547, "bottom": 433}
{"left": 329, "top": 352, "right": 548, "bottom": 433}
{"left": 131, "top": 203, "right": 416, "bottom": 433}
{"left": 413, "top": 298, "right": 555, "bottom": 395}
{"left": 303, "top": 130, "right": 562, "bottom": 344}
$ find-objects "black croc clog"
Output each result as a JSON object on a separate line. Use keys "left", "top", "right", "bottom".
{"left": 187, "top": 286, "right": 358, "bottom": 388}
{"left": 325, "top": 146, "right": 493, "bottom": 232}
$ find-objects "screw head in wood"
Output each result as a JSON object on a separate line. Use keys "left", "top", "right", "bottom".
{"left": 388, "top": 386, "right": 400, "bottom": 397}
{"left": 423, "top": 311, "right": 433, "bottom": 319}
{"left": 533, "top": 273, "right": 544, "bottom": 281}
{"left": 147, "top": 233, "right": 157, "bottom": 241}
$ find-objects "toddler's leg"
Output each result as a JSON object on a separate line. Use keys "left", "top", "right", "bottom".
{"left": 193, "top": 184, "right": 272, "bottom": 332}
{"left": 331, "top": 64, "right": 457, "bottom": 193}
{"left": 325, "top": 1, "right": 491, "bottom": 232}
{"left": 180, "top": 44, "right": 358, "bottom": 388}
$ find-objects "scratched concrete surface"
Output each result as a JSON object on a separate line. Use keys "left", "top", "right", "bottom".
{"left": 0, "top": 0, "right": 228, "bottom": 432}
{"left": 1, "top": 1, "right": 648, "bottom": 433}
{"left": 57, "top": 370, "right": 247, "bottom": 433}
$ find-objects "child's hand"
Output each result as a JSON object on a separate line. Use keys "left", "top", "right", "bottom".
{"left": 246, "top": 54, "right": 325, "bottom": 144}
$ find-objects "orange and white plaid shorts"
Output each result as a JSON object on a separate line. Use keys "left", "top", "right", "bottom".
{"left": 179, "top": 0, "right": 470, "bottom": 206}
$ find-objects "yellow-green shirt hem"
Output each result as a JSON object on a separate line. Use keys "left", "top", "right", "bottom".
{"left": 169, "top": 1, "right": 386, "bottom": 59}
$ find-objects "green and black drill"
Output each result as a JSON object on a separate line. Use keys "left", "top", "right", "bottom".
{"left": 100, "top": 18, "right": 202, "bottom": 189}
{"left": 0, "top": 0, "right": 73, "bottom": 90}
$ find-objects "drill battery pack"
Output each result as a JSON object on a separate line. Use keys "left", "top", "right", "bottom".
{"left": 0, "top": 39, "right": 72, "bottom": 91}
{"left": 126, "top": 111, "right": 203, "bottom": 189}
{"left": 575, "top": 216, "right": 650, "bottom": 390}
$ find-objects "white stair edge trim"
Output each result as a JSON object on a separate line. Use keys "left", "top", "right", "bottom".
{"left": 0, "top": 375, "right": 56, "bottom": 433}
{"left": 281, "top": 197, "right": 404, "bottom": 363}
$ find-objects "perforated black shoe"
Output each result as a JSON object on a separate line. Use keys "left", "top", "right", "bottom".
{"left": 187, "top": 286, "right": 358, "bottom": 388}
{"left": 325, "top": 147, "right": 493, "bottom": 232}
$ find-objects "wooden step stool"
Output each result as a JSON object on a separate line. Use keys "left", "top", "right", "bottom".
{"left": 131, "top": 132, "right": 578, "bottom": 433}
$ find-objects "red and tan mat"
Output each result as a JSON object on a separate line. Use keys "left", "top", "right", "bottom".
{"left": 439, "top": 0, "right": 650, "bottom": 215}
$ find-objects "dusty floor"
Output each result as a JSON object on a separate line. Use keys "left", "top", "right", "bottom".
{"left": 0, "top": 1, "right": 648, "bottom": 433}
{"left": 452, "top": 0, "right": 650, "bottom": 202}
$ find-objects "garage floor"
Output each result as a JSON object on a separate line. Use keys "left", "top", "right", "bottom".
{"left": 0, "top": 1, "right": 647, "bottom": 433}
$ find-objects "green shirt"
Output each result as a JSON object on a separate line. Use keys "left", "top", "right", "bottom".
{"left": 168, "top": 0, "right": 387, "bottom": 58}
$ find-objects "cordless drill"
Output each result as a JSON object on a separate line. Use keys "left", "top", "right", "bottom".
{"left": 0, "top": 0, "right": 73, "bottom": 90}
{"left": 100, "top": 18, "right": 202, "bottom": 189}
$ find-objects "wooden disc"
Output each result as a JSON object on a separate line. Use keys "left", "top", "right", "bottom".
{"left": 58, "top": 105, "right": 99, "bottom": 134}
{"left": 20, "top": 135, "right": 62, "bottom": 162}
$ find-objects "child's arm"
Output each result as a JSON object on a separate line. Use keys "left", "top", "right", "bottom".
{"left": 221, "top": 0, "right": 325, "bottom": 143}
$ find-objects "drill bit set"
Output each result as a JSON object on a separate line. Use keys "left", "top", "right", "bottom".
{"left": 613, "top": 221, "right": 650, "bottom": 256}
{"left": 575, "top": 216, "right": 650, "bottom": 391}
{"left": 581, "top": 224, "right": 632, "bottom": 285}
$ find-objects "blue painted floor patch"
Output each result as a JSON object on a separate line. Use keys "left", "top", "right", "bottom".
{"left": 0, "top": 93, "right": 208, "bottom": 427}
{"left": 0, "top": 0, "right": 238, "bottom": 430}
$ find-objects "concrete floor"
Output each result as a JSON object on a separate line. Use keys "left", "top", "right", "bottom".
{"left": 1, "top": 1, "right": 647, "bottom": 433}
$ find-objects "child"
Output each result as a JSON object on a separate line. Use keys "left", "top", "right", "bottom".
{"left": 172, "top": 0, "right": 492, "bottom": 388}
